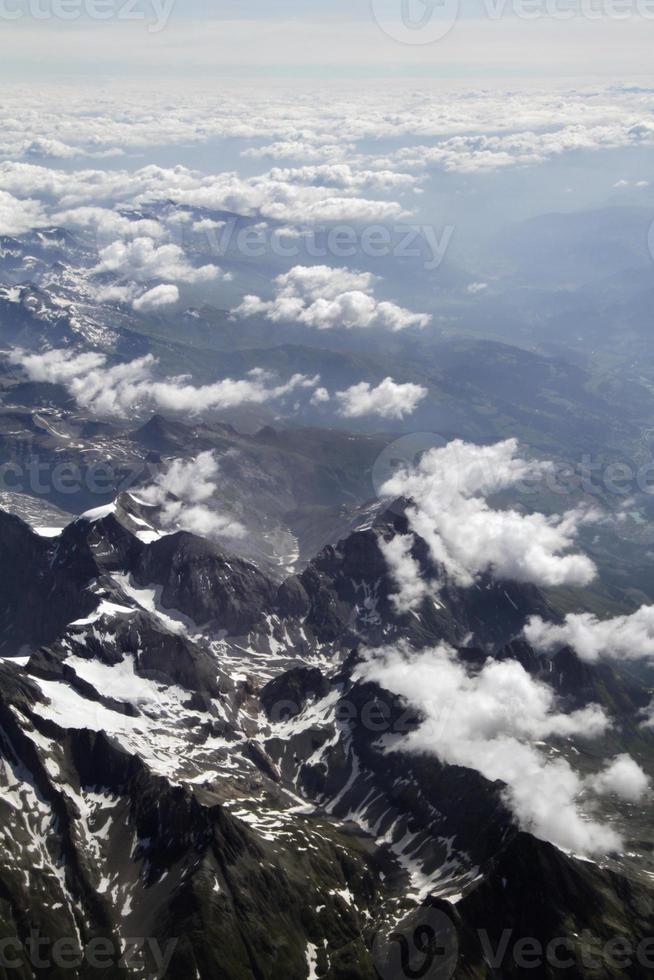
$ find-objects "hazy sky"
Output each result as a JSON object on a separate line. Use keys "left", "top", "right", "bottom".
{"left": 1, "top": 0, "right": 654, "bottom": 81}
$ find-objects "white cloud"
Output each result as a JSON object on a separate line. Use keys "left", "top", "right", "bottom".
{"left": 11, "top": 349, "right": 320, "bottom": 419}
{"left": 94, "top": 236, "right": 221, "bottom": 284}
{"left": 335, "top": 378, "right": 427, "bottom": 419}
{"left": 140, "top": 451, "right": 245, "bottom": 541}
{"left": 266, "top": 163, "right": 418, "bottom": 193}
{"left": 378, "top": 439, "right": 597, "bottom": 600}
{"left": 192, "top": 217, "right": 226, "bottom": 233}
{"left": 524, "top": 606, "right": 654, "bottom": 662}
{"left": 243, "top": 141, "right": 353, "bottom": 163}
{"left": 593, "top": 754, "right": 650, "bottom": 803}
{"left": 233, "top": 265, "right": 430, "bottom": 332}
{"left": 2, "top": 83, "right": 654, "bottom": 181}
{"left": 133, "top": 284, "right": 180, "bottom": 312}
{"left": 93, "top": 283, "right": 139, "bottom": 304}
{"left": 310, "top": 386, "right": 330, "bottom": 405}
{"left": 51, "top": 206, "right": 164, "bottom": 243}
{"left": 378, "top": 534, "right": 431, "bottom": 614}
{"left": 357, "top": 642, "right": 620, "bottom": 856}
{"left": 0, "top": 189, "right": 46, "bottom": 236}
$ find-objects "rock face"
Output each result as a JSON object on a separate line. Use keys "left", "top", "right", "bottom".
{"left": 133, "top": 531, "right": 278, "bottom": 633}
{"left": 0, "top": 502, "right": 653, "bottom": 979}
{"left": 0, "top": 509, "right": 98, "bottom": 654}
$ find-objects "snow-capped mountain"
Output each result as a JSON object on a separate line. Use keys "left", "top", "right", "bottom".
{"left": 1, "top": 482, "right": 653, "bottom": 978}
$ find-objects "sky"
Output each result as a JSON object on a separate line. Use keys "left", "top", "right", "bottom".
{"left": 1, "top": 0, "right": 654, "bottom": 81}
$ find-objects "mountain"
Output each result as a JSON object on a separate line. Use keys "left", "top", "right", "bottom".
{"left": 1, "top": 204, "right": 654, "bottom": 980}
{"left": 0, "top": 492, "right": 653, "bottom": 978}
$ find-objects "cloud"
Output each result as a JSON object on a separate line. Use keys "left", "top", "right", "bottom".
{"left": 51, "top": 206, "right": 164, "bottom": 243}
{"left": 233, "top": 265, "right": 430, "bottom": 332}
{"left": 310, "top": 386, "right": 330, "bottom": 405}
{"left": 378, "top": 534, "right": 431, "bottom": 613}
{"left": 0, "top": 157, "right": 407, "bottom": 227}
{"left": 22, "top": 137, "right": 81, "bottom": 160}
{"left": 378, "top": 439, "right": 597, "bottom": 601}
{"left": 192, "top": 217, "right": 226, "bottom": 233}
{"left": 357, "top": 642, "right": 620, "bottom": 856}
{"left": 94, "top": 236, "right": 221, "bottom": 284}
{"left": 524, "top": 606, "right": 654, "bottom": 662}
{"left": 641, "top": 702, "right": 654, "bottom": 730}
{"left": 593, "top": 754, "right": 650, "bottom": 803}
{"left": 243, "top": 141, "right": 353, "bottom": 163}
{"left": 2, "top": 84, "right": 654, "bottom": 186}
{"left": 11, "top": 349, "right": 320, "bottom": 419}
{"left": 133, "top": 284, "right": 180, "bottom": 312}
{"left": 335, "top": 378, "right": 427, "bottom": 419}
{"left": 93, "top": 284, "right": 139, "bottom": 305}
{"left": 266, "top": 163, "right": 418, "bottom": 193}
{"left": 0, "top": 189, "right": 46, "bottom": 236}
{"left": 20, "top": 137, "right": 123, "bottom": 161}
{"left": 140, "top": 451, "right": 245, "bottom": 541}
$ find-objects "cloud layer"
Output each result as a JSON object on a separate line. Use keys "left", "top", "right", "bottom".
{"left": 140, "top": 451, "right": 245, "bottom": 541}
{"left": 357, "top": 642, "right": 640, "bottom": 856}
{"left": 11, "top": 349, "right": 319, "bottom": 419}
{"left": 378, "top": 439, "right": 597, "bottom": 610}
{"left": 524, "top": 606, "right": 654, "bottom": 662}
{"left": 335, "top": 378, "right": 427, "bottom": 419}
{"left": 233, "top": 265, "right": 430, "bottom": 332}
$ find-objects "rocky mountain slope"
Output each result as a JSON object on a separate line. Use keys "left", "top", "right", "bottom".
{"left": 1, "top": 488, "right": 653, "bottom": 979}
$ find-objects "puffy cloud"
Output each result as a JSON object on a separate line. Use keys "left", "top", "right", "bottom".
{"left": 192, "top": 217, "right": 226, "bottom": 233}
{"left": 593, "top": 754, "right": 650, "bottom": 803}
{"left": 0, "top": 159, "right": 406, "bottom": 227}
{"left": 524, "top": 606, "right": 654, "bottom": 662}
{"left": 140, "top": 451, "right": 245, "bottom": 541}
{"left": 132, "top": 284, "right": 180, "bottom": 312}
{"left": 357, "top": 642, "right": 620, "bottom": 856}
{"left": 94, "top": 237, "right": 221, "bottom": 284}
{"left": 266, "top": 163, "right": 418, "bottom": 193}
{"left": 335, "top": 378, "right": 427, "bottom": 419}
{"left": 378, "top": 534, "right": 431, "bottom": 614}
{"left": 376, "top": 117, "right": 654, "bottom": 175}
{"left": 2, "top": 83, "right": 653, "bottom": 166}
{"left": 11, "top": 349, "right": 319, "bottom": 419}
{"left": 378, "top": 439, "right": 597, "bottom": 599}
{"left": 0, "top": 190, "right": 47, "bottom": 236}
{"left": 22, "top": 137, "right": 80, "bottom": 160}
{"left": 20, "top": 137, "right": 123, "bottom": 161}
{"left": 641, "top": 702, "right": 654, "bottom": 729}
{"left": 92, "top": 283, "right": 139, "bottom": 305}
{"left": 310, "top": 386, "right": 330, "bottom": 406}
{"left": 233, "top": 265, "right": 430, "bottom": 332}
{"left": 169, "top": 173, "right": 407, "bottom": 224}
{"left": 51, "top": 206, "right": 164, "bottom": 243}
{"left": 242, "top": 141, "right": 353, "bottom": 163}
